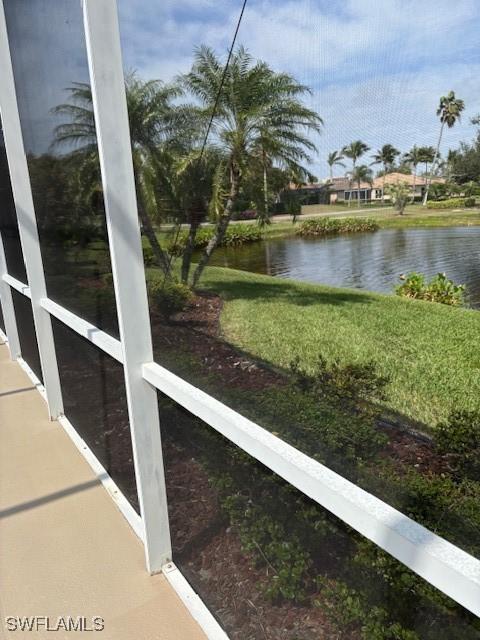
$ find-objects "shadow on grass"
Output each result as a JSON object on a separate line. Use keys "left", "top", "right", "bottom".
{"left": 204, "top": 276, "right": 376, "bottom": 307}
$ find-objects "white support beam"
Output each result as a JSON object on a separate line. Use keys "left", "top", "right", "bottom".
{"left": 0, "top": 0, "right": 63, "bottom": 418}
{"left": 3, "top": 272, "right": 30, "bottom": 297}
{"left": 143, "top": 360, "right": 480, "bottom": 618}
{"left": 82, "top": 0, "right": 171, "bottom": 572}
{"left": 0, "top": 232, "right": 20, "bottom": 359}
{"left": 40, "top": 297, "right": 123, "bottom": 364}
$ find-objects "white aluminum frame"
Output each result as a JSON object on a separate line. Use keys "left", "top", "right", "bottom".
{"left": 82, "top": 0, "right": 171, "bottom": 573}
{"left": 0, "top": 0, "right": 479, "bottom": 631}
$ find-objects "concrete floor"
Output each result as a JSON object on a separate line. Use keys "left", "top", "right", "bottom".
{"left": 0, "top": 342, "right": 207, "bottom": 640}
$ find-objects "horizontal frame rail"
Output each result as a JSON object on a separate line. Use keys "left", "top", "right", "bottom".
{"left": 40, "top": 297, "right": 123, "bottom": 363}
{"left": 3, "top": 273, "right": 30, "bottom": 298}
{"left": 142, "top": 360, "right": 480, "bottom": 617}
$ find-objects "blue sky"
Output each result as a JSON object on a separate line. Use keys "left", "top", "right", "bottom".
{"left": 118, "top": 0, "right": 480, "bottom": 178}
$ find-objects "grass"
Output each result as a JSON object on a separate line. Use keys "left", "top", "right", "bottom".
{"left": 196, "top": 265, "right": 480, "bottom": 430}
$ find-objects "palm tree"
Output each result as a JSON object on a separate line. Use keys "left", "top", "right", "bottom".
{"left": 181, "top": 45, "right": 323, "bottom": 287}
{"left": 342, "top": 141, "right": 370, "bottom": 206}
{"left": 370, "top": 144, "right": 399, "bottom": 202}
{"left": 422, "top": 91, "right": 465, "bottom": 205}
{"left": 418, "top": 146, "right": 435, "bottom": 183}
{"left": 350, "top": 165, "right": 373, "bottom": 208}
{"left": 52, "top": 75, "right": 190, "bottom": 273}
{"left": 327, "top": 150, "right": 345, "bottom": 181}
{"left": 403, "top": 145, "right": 422, "bottom": 202}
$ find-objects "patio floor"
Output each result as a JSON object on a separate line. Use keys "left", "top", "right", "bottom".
{"left": 0, "top": 342, "right": 207, "bottom": 640}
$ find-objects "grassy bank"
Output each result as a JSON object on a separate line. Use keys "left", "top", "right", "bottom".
{"left": 198, "top": 265, "right": 480, "bottom": 429}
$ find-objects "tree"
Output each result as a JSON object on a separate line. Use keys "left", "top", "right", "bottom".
{"left": 370, "top": 144, "right": 400, "bottom": 202}
{"left": 327, "top": 150, "right": 345, "bottom": 181}
{"left": 342, "top": 141, "right": 370, "bottom": 206}
{"left": 385, "top": 182, "right": 410, "bottom": 215}
{"left": 422, "top": 91, "right": 465, "bottom": 205}
{"left": 403, "top": 145, "right": 422, "bottom": 202}
{"left": 181, "top": 45, "right": 323, "bottom": 287}
{"left": 350, "top": 165, "right": 373, "bottom": 208}
{"left": 418, "top": 146, "right": 436, "bottom": 178}
{"left": 52, "top": 75, "right": 190, "bottom": 273}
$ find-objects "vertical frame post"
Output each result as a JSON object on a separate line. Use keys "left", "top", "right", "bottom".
{"left": 82, "top": 0, "right": 172, "bottom": 571}
{"left": 0, "top": 231, "right": 20, "bottom": 358}
{"left": 0, "top": 0, "right": 63, "bottom": 418}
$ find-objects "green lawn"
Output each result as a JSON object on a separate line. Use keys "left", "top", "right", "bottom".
{"left": 198, "top": 265, "right": 480, "bottom": 430}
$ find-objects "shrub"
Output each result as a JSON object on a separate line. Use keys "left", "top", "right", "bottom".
{"left": 296, "top": 217, "right": 378, "bottom": 236}
{"left": 426, "top": 197, "right": 466, "bottom": 209}
{"left": 147, "top": 279, "right": 193, "bottom": 320}
{"left": 436, "top": 410, "right": 480, "bottom": 477}
{"left": 395, "top": 272, "right": 466, "bottom": 306}
{"left": 464, "top": 196, "right": 476, "bottom": 207}
{"left": 168, "top": 224, "right": 263, "bottom": 255}
{"left": 142, "top": 246, "right": 155, "bottom": 266}
{"left": 385, "top": 182, "right": 411, "bottom": 215}
{"left": 232, "top": 209, "right": 257, "bottom": 220}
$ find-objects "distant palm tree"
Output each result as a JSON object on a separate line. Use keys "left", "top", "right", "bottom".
{"left": 418, "top": 146, "right": 436, "bottom": 181}
{"left": 423, "top": 91, "right": 465, "bottom": 205}
{"left": 181, "top": 45, "right": 323, "bottom": 286}
{"left": 403, "top": 145, "right": 422, "bottom": 202}
{"left": 327, "top": 150, "right": 345, "bottom": 181}
{"left": 370, "top": 144, "right": 400, "bottom": 202}
{"left": 350, "top": 164, "right": 373, "bottom": 208}
{"left": 342, "top": 141, "right": 370, "bottom": 206}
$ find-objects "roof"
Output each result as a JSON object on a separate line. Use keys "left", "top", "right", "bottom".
{"left": 327, "top": 172, "right": 446, "bottom": 191}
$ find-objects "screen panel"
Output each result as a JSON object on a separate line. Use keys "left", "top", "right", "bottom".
{"left": 116, "top": 0, "right": 480, "bottom": 568}
{"left": 0, "top": 119, "right": 26, "bottom": 282}
{"left": 51, "top": 317, "right": 138, "bottom": 511}
{"left": 3, "top": 0, "right": 119, "bottom": 337}
{"left": 159, "top": 396, "right": 480, "bottom": 639}
{"left": 11, "top": 289, "right": 42, "bottom": 382}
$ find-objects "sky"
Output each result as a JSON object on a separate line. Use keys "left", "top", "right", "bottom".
{"left": 117, "top": 0, "right": 480, "bottom": 179}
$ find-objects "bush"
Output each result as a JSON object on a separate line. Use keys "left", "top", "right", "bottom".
{"left": 168, "top": 224, "right": 263, "bottom": 255}
{"left": 296, "top": 217, "right": 378, "bottom": 236}
{"left": 395, "top": 272, "right": 466, "bottom": 307}
{"left": 426, "top": 197, "right": 466, "bottom": 209}
{"left": 147, "top": 279, "right": 193, "bottom": 320}
{"left": 232, "top": 209, "right": 257, "bottom": 220}
{"left": 436, "top": 410, "right": 480, "bottom": 477}
{"left": 464, "top": 197, "right": 476, "bottom": 207}
{"left": 142, "top": 246, "right": 155, "bottom": 266}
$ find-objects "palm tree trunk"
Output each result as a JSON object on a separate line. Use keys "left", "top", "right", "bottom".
{"left": 423, "top": 122, "right": 445, "bottom": 206}
{"left": 136, "top": 188, "right": 171, "bottom": 274}
{"left": 263, "top": 155, "right": 269, "bottom": 220}
{"left": 357, "top": 179, "right": 361, "bottom": 208}
{"left": 181, "top": 211, "right": 201, "bottom": 285}
{"left": 382, "top": 171, "right": 386, "bottom": 204}
{"left": 411, "top": 166, "right": 417, "bottom": 203}
{"left": 135, "top": 170, "right": 170, "bottom": 276}
{"left": 192, "top": 165, "right": 240, "bottom": 288}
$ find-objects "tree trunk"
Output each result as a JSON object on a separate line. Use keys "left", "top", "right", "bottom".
{"left": 192, "top": 165, "right": 240, "bottom": 288}
{"left": 136, "top": 188, "right": 171, "bottom": 274}
{"left": 382, "top": 171, "right": 386, "bottom": 204}
{"left": 423, "top": 122, "right": 444, "bottom": 206}
{"left": 357, "top": 179, "right": 361, "bottom": 208}
{"left": 263, "top": 151, "right": 269, "bottom": 221}
{"left": 411, "top": 166, "right": 417, "bottom": 203}
{"left": 181, "top": 210, "right": 202, "bottom": 285}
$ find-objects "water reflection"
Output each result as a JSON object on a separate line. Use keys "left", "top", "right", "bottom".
{"left": 208, "top": 227, "right": 480, "bottom": 307}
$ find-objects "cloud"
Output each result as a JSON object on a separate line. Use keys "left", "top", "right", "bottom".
{"left": 117, "top": 0, "right": 480, "bottom": 176}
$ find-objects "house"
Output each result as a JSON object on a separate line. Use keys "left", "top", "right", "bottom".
{"left": 328, "top": 172, "right": 446, "bottom": 204}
